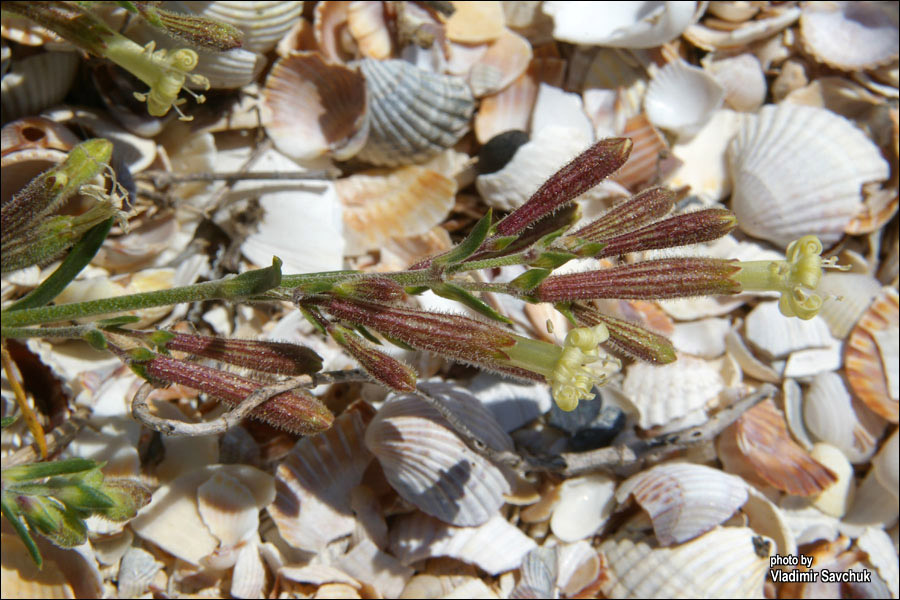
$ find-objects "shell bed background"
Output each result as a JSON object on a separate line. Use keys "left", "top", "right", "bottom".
{"left": 1, "top": 1, "right": 898, "bottom": 598}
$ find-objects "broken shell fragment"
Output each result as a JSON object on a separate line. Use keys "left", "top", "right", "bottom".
{"left": 543, "top": 1, "right": 701, "bottom": 48}
{"left": 644, "top": 60, "right": 724, "bottom": 140}
{"left": 845, "top": 287, "right": 899, "bottom": 422}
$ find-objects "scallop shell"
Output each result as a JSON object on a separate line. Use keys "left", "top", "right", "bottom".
{"left": 183, "top": 1, "right": 304, "bottom": 54}
{"left": 197, "top": 471, "right": 260, "bottom": 547}
{"left": 706, "top": 2, "right": 760, "bottom": 23}
{"left": 783, "top": 379, "right": 815, "bottom": 451}
{"left": 268, "top": 405, "right": 374, "bottom": 553}
{"left": 262, "top": 52, "right": 369, "bottom": 161}
{"left": 845, "top": 288, "right": 899, "bottom": 422}
{"left": 644, "top": 60, "right": 725, "bottom": 140}
{"left": 530, "top": 83, "right": 594, "bottom": 141}
{"left": 314, "top": 1, "right": 355, "bottom": 64}
{"left": 512, "top": 546, "right": 557, "bottom": 598}
{"left": 390, "top": 512, "right": 536, "bottom": 576}
{"left": 468, "top": 372, "right": 553, "bottom": 433}
{"left": 670, "top": 318, "right": 731, "bottom": 358}
{"left": 599, "top": 526, "right": 770, "bottom": 599}
{"left": 808, "top": 443, "right": 855, "bottom": 518}
{"left": 347, "top": 1, "right": 393, "bottom": 59}
{"left": 609, "top": 113, "right": 678, "bottom": 192}
{"left": 468, "top": 29, "right": 532, "bottom": 98}
{"left": 444, "top": 1, "right": 506, "bottom": 44}
{"left": 871, "top": 428, "right": 899, "bottom": 500}
{"left": 615, "top": 462, "right": 749, "bottom": 546}
{"left": 622, "top": 355, "right": 724, "bottom": 430}
{"left": 1, "top": 51, "right": 78, "bottom": 124}
{"left": 856, "top": 528, "right": 900, "bottom": 599}
{"left": 1, "top": 116, "right": 79, "bottom": 156}
{"left": 195, "top": 48, "right": 266, "bottom": 89}
{"left": 355, "top": 59, "right": 474, "bottom": 166}
{"left": 705, "top": 53, "right": 766, "bottom": 113}
{"left": 117, "top": 547, "right": 162, "bottom": 599}
{"left": 364, "top": 388, "right": 511, "bottom": 527}
{"left": 744, "top": 301, "right": 835, "bottom": 360}
{"left": 337, "top": 165, "right": 456, "bottom": 256}
{"left": 543, "top": 1, "right": 701, "bottom": 48}
{"left": 475, "top": 57, "right": 557, "bottom": 143}
{"left": 557, "top": 541, "right": 601, "bottom": 597}
{"left": 683, "top": 7, "right": 801, "bottom": 51}
{"left": 718, "top": 399, "right": 837, "bottom": 496}
{"left": 728, "top": 104, "right": 890, "bottom": 248}
{"left": 816, "top": 273, "right": 884, "bottom": 339}
{"left": 549, "top": 474, "right": 617, "bottom": 542}
{"left": 800, "top": 1, "right": 899, "bottom": 72}
{"left": 335, "top": 539, "right": 414, "bottom": 599}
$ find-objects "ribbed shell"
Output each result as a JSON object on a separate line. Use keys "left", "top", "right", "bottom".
{"left": 744, "top": 301, "right": 836, "bottom": 359}
{"left": 845, "top": 287, "right": 899, "bottom": 422}
{"left": 1, "top": 51, "right": 79, "bottom": 124}
{"left": 615, "top": 463, "right": 749, "bottom": 546}
{"left": 728, "top": 104, "right": 889, "bottom": 248}
{"left": 599, "top": 527, "right": 769, "bottom": 599}
{"left": 365, "top": 387, "right": 511, "bottom": 526}
{"left": 183, "top": 1, "right": 304, "bottom": 54}
{"left": 799, "top": 1, "right": 899, "bottom": 72}
{"left": 356, "top": 59, "right": 475, "bottom": 166}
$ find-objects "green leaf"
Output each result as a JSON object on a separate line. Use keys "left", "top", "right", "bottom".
{"left": 434, "top": 209, "right": 493, "bottom": 266}
{"left": 83, "top": 329, "right": 107, "bottom": 350}
{"left": 554, "top": 302, "right": 577, "bottom": 326}
{"left": 509, "top": 269, "right": 552, "bottom": 292}
{"left": 20, "top": 496, "right": 87, "bottom": 548}
{"left": 96, "top": 479, "right": 151, "bottom": 521}
{"left": 530, "top": 251, "right": 577, "bottom": 270}
{"left": 404, "top": 285, "right": 430, "bottom": 296}
{"left": 1, "top": 415, "right": 19, "bottom": 428}
{"left": 1, "top": 497, "right": 42, "bottom": 567}
{"left": 221, "top": 256, "right": 282, "bottom": 297}
{"left": 432, "top": 283, "right": 513, "bottom": 324}
{"left": 96, "top": 315, "right": 141, "bottom": 327}
{"left": 51, "top": 481, "right": 115, "bottom": 512}
{"left": 354, "top": 324, "right": 382, "bottom": 345}
{"left": 3, "top": 458, "right": 99, "bottom": 482}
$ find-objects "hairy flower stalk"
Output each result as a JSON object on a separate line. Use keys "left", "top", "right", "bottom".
{"left": 131, "top": 353, "right": 333, "bottom": 435}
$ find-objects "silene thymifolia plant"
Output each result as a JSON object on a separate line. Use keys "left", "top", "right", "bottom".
{"left": 0, "top": 1, "right": 845, "bottom": 568}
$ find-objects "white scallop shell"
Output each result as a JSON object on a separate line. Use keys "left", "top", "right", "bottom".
{"left": 543, "top": 1, "right": 701, "bottom": 47}
{"left": 197, "top": 471, "right": 260, "bottom": 547}
{"left": 615, "top": 462, "right": 749, "bottom": 546}
{"left": 1, "top": 51, "right": 78, "bottom": 124}
{"left": 557, "top": 541, "right": 601, "bottom": 597}
{"left": 744, "top": 301, "right": 836, "bottom": 359}
{"left": 599, "top": 526, "right": 770, "bottom": 599}
{"left": 857, "top": 527, "right": 900, "bottom": 598}
{"left": 549, "top": 474, "right": 616, "bottom": 542}
{"left": 808, "top": 443, "right": 855, "bottom": 518}
{"left": 645, "top": 60, "right": 724, "bottom": 140}
{"left": 816, "top": 272, "right": 884, "bottom": 339}
{"left": 268, "top": 407, "right": 374, "bottom": 553}
{"left": 184, "top": 1, "right": 304, "bottom": 54}
{"left": 365, "top": 389, "right": 511, "bottom": 526}
{"left": 683, "top": 7, "right": 801, "bottom": 51}
{"left": 728, "top": 104, "right": 890, "bottom": 248}
{"left": 783, "top": 379, "right": 815, "bottom": 451}
{"left": 335, "top": 539, "right": 414, "bottom": 599}
{"left": 741, "top": 487, "right": 797, "bottom": 557}
{"left": 468, "top": 29, "right": 532, "bottom": 98}
{"left": 530, "top": 83, "right": 594, "bottom": 141}
{"left": 347, "top": 1, "right": 393, "bottom": 60}
{"left": 355, "top": 59, "right": 475, "bottom": 166}
{"left": 390, "top": 512, "right": 536, "bottom": 575}
{"left": 800, "top": 1, "right": 899, "bottom": 72}
{"left": 337, "top": 165, "right": 456, "bottom": 256}
{"left": 670, "top": 318, "right": 731, "bottom": 358}
{"left": 117, "top": 547, "right": 162, "bottom": 599}
{"left": 871, "top": 428, "right": 899, "bottom": 500}
{"left": 468, "top": 372, "right": 553, "bottom": 433}
{"left": 195, "top": 47, "right": 266, "bottom": 89}
{"left": 843, "top": 467, "right": 900, "bottom": 532}
{"left": 622, "top": 355, "right": 723, "bottom": 430}
{"left": 513, "top": 546, "right": 557, "bottom": 598}
{"left": 803, "top": 371, "right": 885, "bottom": 464}
{"left": 705, "top": 53, "right": 766, "bottom": 113}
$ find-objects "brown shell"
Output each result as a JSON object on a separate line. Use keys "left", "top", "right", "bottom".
{"left": 845, "top": 288, "right": 899, "bottom": 423}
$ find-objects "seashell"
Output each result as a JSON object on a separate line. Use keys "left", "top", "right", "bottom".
{"left": 335, "top": 539, "right": 414, "bottom": 599}
{"left": 644, "top": 60, "right": 725, "bottom": 140}
{"left": 857, "top": 528, "right": 900, "bottom": 599}
{"left": 670, "top": 318, "right": 731, "bottom": 358}
{"left": 314, "top": 1, "right": 355, "bottom": 64}
{"left": 741, "top": 487, "right": 796, "bottom": 556}
{"left": 728, "top": 104, "right": 890, "bottom": 248}
{"left": 276, "top": 14, "right": 317, "bottom": 58}
{"left": 549, "top": 474, "right": 617, "bottom": 542}
{"left": 347, "top": 1, "right": 393, "bottom": 59}
{"left": 1, "top": 128, "right": 75, "bottom": 206}
{"left": 444, "top": 40, "right": 489, "bottom": 77}
{"left": 683, "top": 7, "right": 801, "bottom": 51}
{"left": 1, "top": 116, "right": 79, "bottom": 156}
{"left": 355, "top": 58, "right": 475, "bottom": 166}
{"left": 476, "top": 125, "right": 593, "bottom": 212}
{"left": 117, "top": 547, "right": 162, "bottom": 599}
{"left": 502, "top": 1, "right": 555, "bottom": 44}
{"left": 804, "top": 371, "right": 886, "bottom": 463}
{"left": 599, "top": 526, "right": 770, "bottom": 599}
{"left": 808, "top": 443, "right": 855, "bottom": 518}
{"left": 871, "top": 428, "right": 899, "bottom": 500}
{"left": 1, "top": 51, "right": 78, "bottom": 124}
{"left": 468, "top": 29, "right": 532, "bottom": 98}
{"left": 622, "top": 355, "right": 723, "bottom": 430}
{"left": 0, "top": 532, "right": 93, "bottom": 599}
{"left": 845, "top": 287, "right": 899, "bottom": 422}
{"left": 842, "top": 465, "right": 900, "bottom": 532}
{"left": 468, "top": 372, "right": 553, "bottom": 433}
{"left": 443, "top": 1, "right": 506, "bottom": 44}
{"left": 183, "top": 1, "right": 304, "bottom": 54}
{"left": 262, "top": 52, "right": 369, "bottom": 162}
{"left": 615, "top": 462, "right": 749, "bottom": 546}
{"left": 475, "top": 57, "right": 555, "bottom": 143}
{"left": 512, "top": 546, "right": 557, "bottom": 598}
{"left": 338, "top": 165, "right": 456, "bottom": 256}
{"left": 530, "top": 83, "right": 594, "bottom": 142}
{"left": 783, "top": 379, "right": 815, "bottom": 451}
{"left": 131, "top": 464, "right": 274, "bottom": 566}
{"left": 365, "top": 387, "right": 511, "bottom": 526}
{"left": 609, "top": 113, "right": 679, "bottom": 192}
{"left": 800, "top": 1, "right": 899, "bottom": 72}
{"left": 847, "top": 185, "right": 899, "bottom": 235}
{"left": 390, "top": 511, "right": 537, "bottom": 575}
{"left": 705, "top": 53, "right": 766, "bottom": 113}
{"left": 816, "top": 273, "right": 884, "bottom": 339}
{"left": 195, "top": 47, "right": 266, "bottom": 89}
{"left": 718, "top": 399, "right": 837, "bottom": 496}
{"left": 543, "top": 1, "right": 701, "bottom": 48}
{"left": 557, "top": 541, "right": 601, "bottom": 597}
{"left": 1, "top": 16, "right": 65, "bottom": 46}
{"left": 706, "top": 2, "right": 760, "bottom": 23}
{"left": 744, "top": 301, "right": 835, "bottom": 360}
{"left": 268, "top": 406, "right": 374, "bottom": 553}
{"left": 777, "top": 495, "right": 842, "bottom": 546}
{"left": 197, "top": 471, "right": 260, "bottom": 547}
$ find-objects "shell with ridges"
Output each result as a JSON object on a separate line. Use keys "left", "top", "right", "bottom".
{"left": 347, "top": 1, "right": 393, "bottom": 59}
{"left": 615, "top": 462, "right": 749, "bottom": 546}
{"left": 644, "top": 60, "right": 724, "bottom": 140}
{"left": 183, "top": 1, "right": 304, "bottom": 54}
{"left": 1, "top": 51, "right": 79, "bottom": 125}
{"left": 197, "top": 471, "right": 260, "bottom": 547}
{"left": 262, "top": 52, "right": 369, "bottom": 161}
{"left": 871, "top": 428, "right": 899, "bottom": 500}
{"left": 468, "top": 28, "right": 532, "bottom": 98}
{"left": 744, "top": 301, "right": 836, "bottom": 359}
{"left": 335, "top": 539, "right": 414, "bottom": 599}
{"left": 364, "top": 388, "right": 511, "bottom": 527}
{"left": 728, "top": 104, "right": 890, "bottom": 248}
{"left": 557, "top": 541, "right": 601, "bottom": 597}
{"left": 800, "top": 1, "right": 899, "bottom": 72}
{"left": 808, "top": 443, "right": 856, "bottom": 517}
{"left": 845, "top": 287, "right": 899, "bottom": 422}
{"left": 355, "top": 58, "right": 475, "bottom": 166}
{"left": 816, "top": 273, "right": 884, "bottom": 339}
{"left": 705, "top": 53, "right": 766, "bottom": 113}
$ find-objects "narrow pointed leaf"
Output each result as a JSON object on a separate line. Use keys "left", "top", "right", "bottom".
{"left": 510, "top": 268, "right": 552, "bottom": 292}
{"left": 434, "top": 208, "right": 493, "bottom": 266}
{"left": 432, "top": 283, "right": 513, "bottom": 324}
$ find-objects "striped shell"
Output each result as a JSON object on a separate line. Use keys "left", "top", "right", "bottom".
{"left": 355, "top": 59, "right": 475, "bottom": 166}
{"left": 845, "top": 287, "right": 899, "bottom": 422}
{"left": 615, "top": 462, "right": 749, "bottom": 546}
{"left": 800, "top": 1, "right": 899, "bottom": 71}
{"left": 183, "top": 1, "right": 304, "bottom": 54}
{"left": 728, "top": 104, "right": 890, "bottom": 248}
{"left": 1, "top": 51, "right": 79, "bottom": 124}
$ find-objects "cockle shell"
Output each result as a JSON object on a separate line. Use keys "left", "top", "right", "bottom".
{"left": 355, "top": 59, "right": 474, "bottom": 166}
{"left": 644, "top": 60, "right": 725, "bottom": 140}
{"left": 183, "top": 1, "right": 304, "bottom": 54}
{"left": 871, "top": 428, "right": 899, "bottom": 500}
{"left": 800, "top": 1, "right": 899, "bottom": 72}
{"left": 365, "top": 386, "right": 512, "bottom": 526}
{"left": 262, "top": 52, "right": 369, "bottom": 162}
{"left": 744, "top": 301, "right": 835, "bottom": 360}
{"left": 845, "top": 287, "right": 899, "bottom": 422}
{"left": 615, "top": 462, "right": 749, "bottom": 546}
{"left": 347, "top": 1, "right": 393, "bottom": 59}
{"left": 195, "top": 48, "right": 266, "bottom": 89}
{"left": 513, "top": 546, "right": 557, "bottom": 598}
{"left": 1, "top": 116, "right": 78, "bottom": 156}
{"left": 857, "top": 527, "right": 900, "bottom": 598}
{"left": 268, "top": 406, "right": 374, "bottom": 553}
{"left": 468, "top": 29, "right": 532, "bottom": 98}
{"left": 337, "top": 165, "right": 456, "bottom": 256}
{"left": 728, "top": 104, "right": 890, "bottom": 248}
{"left": 609, "top": 113, "right": 679, "bottom": 192}
{"left": 543, "top": 1, "right": 701, "bottom": 48}
{"left": 1, "top": 51, "right": 78, "bottom": 124}
{"left": 599, "top": 526, "right": 770, "bottom": 599}
{"left": 705, "top": 53, "right": 766, "bottom": 113}
{"left": 816, "top": 273, "right": 884, "bottom": 339}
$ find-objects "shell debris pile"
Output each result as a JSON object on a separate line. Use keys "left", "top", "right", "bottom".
{"left": 1, "top": 1, "right": 899, "bottom": 598}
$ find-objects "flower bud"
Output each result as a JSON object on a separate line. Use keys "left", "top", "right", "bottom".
{"left": 571, "top": 302, "right": 676, "bottom": 364}
{"left": 569, "top": 186, "right": 676, "bottom": 243}
{"left": 592, "top": 208, "right": 737, "bottom": 258}
{"left": 330, "top": 325, "right": 417, "bottom": 392}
